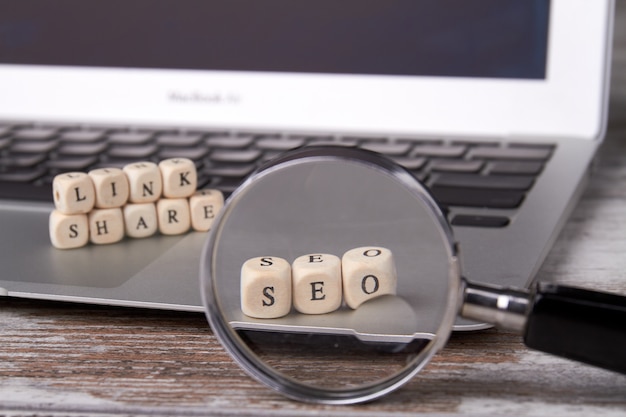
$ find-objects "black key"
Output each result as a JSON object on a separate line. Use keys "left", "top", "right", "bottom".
{"left": 59, "top": 130, "right": 107, "bottom": 143}
{"left": 209, "top": 149, "right": 262, "bottom": 163}
{"left": 156, "top": 133, "right": 204, "bottom": 147}
{"left": 58, "top": 142, "right": 108, "bottom": 156}
{"left": 0, "top": 154, "right": 46, "bottom": 168}
{"left": 13, "top": 127, "right": 58, "bottom": 141}
{"left": 0, "top": 181, "right": 51, "bottom": 201}
{"left": 204, "top": 164, "right": 256, "bottom": 178}
{"left": 451, "top": 214, "right": 510, "bottom": 228}
{"left": 158, "top": 147, "right": 209, "bottom": 160}
{"left": 108, "top": 144, "right": 158, "bottom": 159}
{"left": 390, "top": 156, "right": 427, "bottom": 171}
{"left": 0, "top": 168, "right": 47, "bottom": 183}
{"left": 360, "top": 142, "right": 412, "bottom": 156}
{"left": 0, "top": 126, "right": 13, "bottom": 137}
{"left": 429, "top": 159, "right": 484, "bottom": 173}
{"left": 215, "top": 177, "right": 244, "bottom": 194}
{"left": 431, "top": 186, "right": 525, "bottom": 209}
{"left": 413, "top": 144, "right": 467, "bottom": 158}
{"left": 10, "top": 141, "right": 58, "bottom": 154}
{"left": 206, "top": 135, "right": 254, "bottom": 149}
{"left": 468, "top": 146, "right": 552, "bottom": 161}
{"left": 0, "top": 137, "right": 11, "bottom": 150}
{"left": 431, "top": 173, "right": 534, "bottom": 191}
{"left": 307, "top": 138, "right": 359, "bottom": 147}
{"left": 256, "top": 137, "right": 305, "bottom": 151}
{"left": 108, "top": 131, "right": 154, "bottom": 145}
{"left": 488, "top": 161, "right": 544, "bottom": 175}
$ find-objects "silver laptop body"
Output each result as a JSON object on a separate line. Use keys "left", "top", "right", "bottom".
{"left": 0, "top": 0, "right": 614, "bottom": 330}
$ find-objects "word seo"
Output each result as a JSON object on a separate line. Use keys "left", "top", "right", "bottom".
{"left": 241, "top": 247, "right": 398, "bottom": 318}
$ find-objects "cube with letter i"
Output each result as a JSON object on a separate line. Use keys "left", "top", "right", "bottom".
{"left": 292, "top": 254, "right": 342, "bottom": 314}
{"left": 241, "top": 257, "right": 292, "bottom": 319}
{"left": 341, "top": 247, "right": 398, "bottom": 309}
{"left": 88, "top": 167, "right": 129, "bottom": 209}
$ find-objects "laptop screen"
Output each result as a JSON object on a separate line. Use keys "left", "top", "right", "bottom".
{"left": 0, "top": 0, "right": 610, "bottom": 140}
{"left": 0, "top": 0, "right": 549, "bottom": 80}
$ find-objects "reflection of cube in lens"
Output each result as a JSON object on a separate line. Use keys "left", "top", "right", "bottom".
{"left": 241, "top": 256, "right": 292, "bottom": 319}
{"left": 342, "top": 247, "right": 397, "bottom": 309}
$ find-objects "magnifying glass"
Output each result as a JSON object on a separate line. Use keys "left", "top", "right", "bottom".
{"left": 200, "top": 146, "right": 626, "bottom": 404}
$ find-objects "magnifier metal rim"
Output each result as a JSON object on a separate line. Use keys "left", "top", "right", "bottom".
{"left": 201, "top": 146, "right": 462, "bottom": 404}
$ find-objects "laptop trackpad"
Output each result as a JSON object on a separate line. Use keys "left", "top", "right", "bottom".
{"left": 0, "top": 204, "right": 193, "bottom": 289}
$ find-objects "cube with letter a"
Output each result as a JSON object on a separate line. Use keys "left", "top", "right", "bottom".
{"left": 241, "top": 256, "right": 292, "bottom": 319}
{"left": 342, "top": 247, "right": 398, "bottom": 309}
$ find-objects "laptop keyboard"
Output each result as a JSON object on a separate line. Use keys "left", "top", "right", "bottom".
{"left": 0, "top": 123, "right": 554, "bottom": 228}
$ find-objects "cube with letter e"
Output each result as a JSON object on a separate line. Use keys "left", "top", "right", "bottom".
{"left": 292, "top": 253, "right": 342, "bottom": 315}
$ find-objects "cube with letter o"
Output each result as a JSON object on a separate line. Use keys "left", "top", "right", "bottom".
{"left": 341, "top": 247, "right": 397, "bottom": 309}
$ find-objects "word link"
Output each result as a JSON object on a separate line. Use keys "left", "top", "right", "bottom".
{"left": 49, "top": 158, "right": 224, "bottom": 249}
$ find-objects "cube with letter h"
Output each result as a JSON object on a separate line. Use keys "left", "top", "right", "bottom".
{"left": 241, "top": 256, "right": 292, "bottom": 319}
{"left": 342, "top": 247, "right": 398, "bottom": 309}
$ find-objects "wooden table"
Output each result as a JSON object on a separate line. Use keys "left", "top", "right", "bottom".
{"left": 3, "top": 8, "right": 626, "bottom": 417}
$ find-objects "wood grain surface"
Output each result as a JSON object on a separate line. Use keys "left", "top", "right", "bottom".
{"left": 2, "top": 4, "right": 626, "bottom": 416}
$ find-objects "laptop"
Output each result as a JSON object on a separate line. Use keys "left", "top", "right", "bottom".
{"left": 0, "top": 0, "right": 614, "bottom": 330}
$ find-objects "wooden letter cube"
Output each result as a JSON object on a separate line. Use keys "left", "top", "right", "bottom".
{"left": 52, "top": 172, "right": 95, "bottom": 214}
{"left": 157, "top": 198, "right": 191, "bottom": 235}
{"left": 241, "top": 256, "right": 292, "bottom": 319}
{"left": 159, "top": 158, "right": 197, "bottom": 198}
{"left": 123, "top": 203, "right": 157, "bottom": 238}
{"left": 88, "top": 167, "right": 130, "bottom": 208}
{"left": 123, "top": 162, "right": 163, "bottom": 203}
{"left": 342, "top": 247, "right": 397, "bottom": 309}
{"left": 189, "top": 189, "right": 224, "bottom": 232}
{"left": 89, "top": 208, "right": 125, "bottom": 245}
{"left": 292, "top": 254, "right": 342, "bottom": 314}
{"left": 49, "top": 210, "right": 89, "bottom": 249}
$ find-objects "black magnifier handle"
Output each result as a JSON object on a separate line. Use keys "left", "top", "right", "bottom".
{"left": 461, "top": 280, "right": 626, "bottom": 374}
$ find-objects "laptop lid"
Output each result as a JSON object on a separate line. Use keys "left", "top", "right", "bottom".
{"left": 0, "top": 0, "right": 613, "bottom": 141}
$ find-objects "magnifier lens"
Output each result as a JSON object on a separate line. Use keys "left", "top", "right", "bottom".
{"left": 201, "top": 147, "right": 461, "bottom": 403}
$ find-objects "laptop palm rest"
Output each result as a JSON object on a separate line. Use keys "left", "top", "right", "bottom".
{"left": 0, "top": 201, "right": 207, "bottom": 310}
